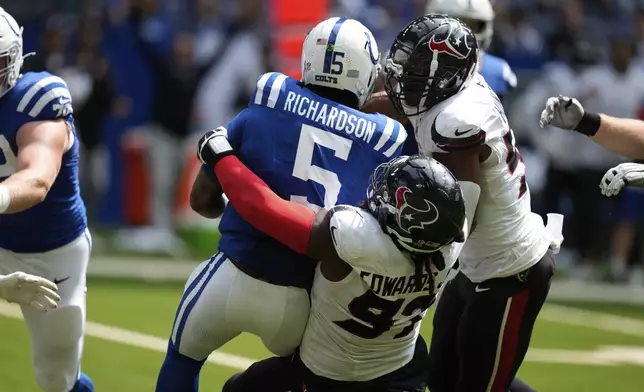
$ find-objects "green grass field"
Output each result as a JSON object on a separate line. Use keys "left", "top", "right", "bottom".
{"left": 2, "top": 278, "right": 644, "bottom": 391}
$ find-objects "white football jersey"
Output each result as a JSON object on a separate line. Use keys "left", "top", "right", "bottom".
{"left": 410, "top": 73, "right": 554, "bottom": 282}
{"left": 300, "top": 206, "right": 435, "bottom": 382}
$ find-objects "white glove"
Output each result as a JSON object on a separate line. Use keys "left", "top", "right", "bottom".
{"left": 0, "top": 272, "right": 61, "bottom": 311}
{"left": 600, "top": 163, "right": 644, "bottom": 197}
{"left": 539, "top": 95, "right": 585, "bottom": 130}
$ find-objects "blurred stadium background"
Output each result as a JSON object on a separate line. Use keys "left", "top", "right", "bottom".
{"left": 2, "top": 0, "right": 644, "bottom": 390}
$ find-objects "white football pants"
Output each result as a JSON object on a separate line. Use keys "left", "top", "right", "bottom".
{"left": 0, "top": 229, "right": 91, "bottom": 392}
{"left": 170, "top": 252, "right": 310, "bottom": 360}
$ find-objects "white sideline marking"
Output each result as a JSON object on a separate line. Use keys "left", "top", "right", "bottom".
{"left": 0, "top": 302, "right": 254, "bottom": 370}
{"left": 2, "top": 302, "right": 644, "bottom": 370}
{"left": 540, "top": 304, "right": 644, "bottom": 338}
{"left": 527, "top": 346, "right": 644, "bottom": 367}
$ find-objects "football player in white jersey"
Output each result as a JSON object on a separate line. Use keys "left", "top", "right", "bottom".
{"left": 197, "top": 127, "right": 466, "bottom": 391}
{"left": 365, "top": 15, "right": 563, "bottom": 392}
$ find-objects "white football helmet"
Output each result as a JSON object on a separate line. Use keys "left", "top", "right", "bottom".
{"left": 426, "top": 0, "right": 494, "bottom": 51}
{"left": 301, "top": 17, "right": 381, "bottom": 108}
{"left": 0, "top": 7, "right": 23, "bottom": 98}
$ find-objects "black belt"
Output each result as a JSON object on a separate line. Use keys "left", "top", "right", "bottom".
{"left": 229, "top": 257, "right": 276, "bottom": 285}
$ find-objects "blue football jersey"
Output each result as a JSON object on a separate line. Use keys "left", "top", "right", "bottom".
{"left": 210, "top": 72, "right": 407, "bottom": 289}
{"left": 479, "top": 52, "right": 517, "bottom": 101}
{"left": 0, "top": 72, "right": 87, "bottom": 253}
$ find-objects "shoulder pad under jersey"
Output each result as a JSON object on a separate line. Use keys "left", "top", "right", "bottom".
{"left": 250, "top": 72, "right": 289, "bottom": 109}
{"left": 328, "top": 205, "right": 409, "bottom": 275}
{"left": 429, "top": 77, "right": 508, "bottom": 152}
{"left": 250, "top": 72, "right": 408, "bottom": 159}
{"left": 12, "top": 72, "right": 73, "bottom": 121}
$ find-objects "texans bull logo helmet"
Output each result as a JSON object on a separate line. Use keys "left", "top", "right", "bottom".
{"left": 384, "top": 14, "right": 478, "bottom": 117}
{"left": 366, "top": 155, "right": 466, "bottom": 254}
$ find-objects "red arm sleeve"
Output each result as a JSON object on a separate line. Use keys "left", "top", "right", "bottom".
{"left": 213, "top": 156, "right": 316, "bottom": 254}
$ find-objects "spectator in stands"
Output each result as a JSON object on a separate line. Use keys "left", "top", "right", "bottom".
{"left": 129, "top": 0, "right": 244, "bottom": 248}
{"left": 555, "top": 34, "right": 642, "bottom": 282}
{"left": 511, "top": 41, "right": 600, "bottom": 267}
{"left": 59, "top": 14, "right": 129, "bottom": 222}
{"left": 194, "top": 0, "right": 263, "bottom": 138}
{"left": 23, "top": 16, "right": 67, "bottom": 74}
{"left": 491, "top": 3, "right": 546, "bottom": 68}
{"left": 598, "top": 35, "right": 644, "bottom": 286}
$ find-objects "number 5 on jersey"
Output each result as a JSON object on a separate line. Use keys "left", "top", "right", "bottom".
{"left": 291, "top": 124, "right": 353, "bottom": 210}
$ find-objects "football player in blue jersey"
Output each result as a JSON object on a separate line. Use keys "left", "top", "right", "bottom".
{"left": 155, "top": 17, "right": 407, "bottom": 392}
{"left": 0, "top": 8, "right": 93, "bottom": 392}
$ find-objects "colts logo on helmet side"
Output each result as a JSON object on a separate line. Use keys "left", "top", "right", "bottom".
{"left": 394, "top": 187, "right": 439, "bottom": 233}
{"left": 364, "top": 31, "right": 379, "bottom": 65}
{"left": 428, "top": 22, "right": 472, "bottom": 60}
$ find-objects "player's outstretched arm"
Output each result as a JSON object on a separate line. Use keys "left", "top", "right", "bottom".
{"left": 591, "top": 115, "right": 644, "bottom": 159}
{"left": 0, "top": 120, "right": 68, "bottom": 214}
{"left": 212, "top": 155, "right": 341, "bottom": 261}
{"left": 540, "top": 95, "right": 644, "bottom": 159}
{"left": 189, "top": 168, "right": 226, "bottom": 218}
{"left": 196, "top": 128, "right": 344, "bottom": 265}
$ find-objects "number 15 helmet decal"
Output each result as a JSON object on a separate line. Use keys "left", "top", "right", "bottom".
{"left": 301, "top": 17, "right": 382, "bottom": 108}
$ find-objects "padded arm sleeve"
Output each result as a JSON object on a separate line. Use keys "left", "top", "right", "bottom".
{"left": 213, "top": 156, "right": 316, "bottom": 254}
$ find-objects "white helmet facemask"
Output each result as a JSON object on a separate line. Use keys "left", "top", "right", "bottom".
{"left": 0, "top": 8, "right": 27, "bottom": 98}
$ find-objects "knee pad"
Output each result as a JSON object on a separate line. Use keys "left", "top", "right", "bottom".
{"left": 35, "top": 372, "right": 76, "bottom": 392}
{"left": 45, "top": 305, "right": 84, "bottom": 348}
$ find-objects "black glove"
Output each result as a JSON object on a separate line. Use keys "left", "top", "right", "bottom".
{"left": 197, "top": 127, "right": 235, "bottom": 167}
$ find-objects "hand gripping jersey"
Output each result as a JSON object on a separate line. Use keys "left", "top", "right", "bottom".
{"left": 300, "top": 206, "right": 435, "bottom": 381}
{"left": 213, "top": 72, "right": 407, "bottom": 289}
{"left": 0, "top": 72, "right": 87, "bottom": 253}
{"left": 410, "top": 74, "right": 553, "bottom": 282}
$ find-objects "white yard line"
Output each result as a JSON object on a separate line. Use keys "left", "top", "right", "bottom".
{"left": 2, "top": 302, "right": 644, "bottom": 370}
{"left": 0, "top": 302, "right": 254, "bottom": 370}
{"left": 540, "top": 304, "right": 644, "bottom": 338}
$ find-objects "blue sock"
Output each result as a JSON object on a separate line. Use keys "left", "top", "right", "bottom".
{"left": 155, "top": 341, "right": 205, "bottom": 392}
{"left": 70, "top": 372, "right": 94, "bottom": 392}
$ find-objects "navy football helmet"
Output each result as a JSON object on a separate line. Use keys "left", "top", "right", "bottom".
{"left": 366, "top": 155, "right": 465, "bottom": 256}
{"left": 384, "top": 14, "right": 479, "bottom": 117}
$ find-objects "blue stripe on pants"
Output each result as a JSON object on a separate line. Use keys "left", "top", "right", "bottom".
{"left": 171, "top": 252, "right": 226, "bottom": 349}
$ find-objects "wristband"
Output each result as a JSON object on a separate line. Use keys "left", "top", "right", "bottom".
{"left": 574, "top": 111, "right": 601, "bottom": 137}
{"left": 0, "top": 185, "right": 10, "bottom": 213}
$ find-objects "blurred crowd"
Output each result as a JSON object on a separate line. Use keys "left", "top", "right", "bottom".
{"left": 5, "top": 0, "right": 644, "bottom": 285}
